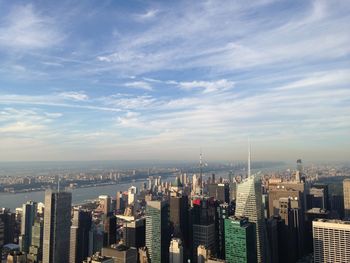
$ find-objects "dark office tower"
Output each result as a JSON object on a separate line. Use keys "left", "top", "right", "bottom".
{"left": 230, "top": 182, "right": 236, "bottom": 201}
{"left": 103, "top": 214, "right": 117, "bottom": 247}
{"left": 169, "top": 195, "right": 189, "bottom": 242}
{"left": 307, "top": 184, "right": 329, "bottom": 210}
{"left": 343, "top": 179, "right": 350, "bottom": 219}
{"left": 330, "top": 194, "right": 344, "bottom": 219}
{"left": 266, "top": 217, "right": 279, "bottom": 263}
{"left": 0, "top": 209, "right": 16, "bottom": 244}
{"left": 211, "top": 174, "right": 216, "bottom": 184}
{"left": 268, "top": 189, "right": 304, "bottom": 218}
{"left": 27, "top": 218, "right": 44, "bottom": 263}
{"left": 224, "top": 217, "right": 256, "bottom": 263}
{"left": 215, "top": 203, "right": 234, "bottom": 259}
{"left": 123, "top": 218, "right": 145, "bottom": 249}
{"left": 102, "top": 244, "right": 138, "bottom": 263}
{"left": 145, "top": 200, "right": 170, "bottom": 263}
{"left": 216, "top": 184, "right": 230, "bottom": 203}
{"left": 19, "top": 201, "right": 37, "bottom": 253}
{"left": 277, "top": 198, "right": 297, "bottom": 263}
{"left": 190, "top": 198, "right": 216, "bottom": 262}
{"left": 42, "top": 189, "right": 72, "bottom": 263}
{"left": 207, "top": 184, "right": 230, "bottom": 203}
{"left": 0, "top": 218, "right": 4, "bottom": 257}
{"left": 70, "top": 209, "right": 92, "bottom": 263}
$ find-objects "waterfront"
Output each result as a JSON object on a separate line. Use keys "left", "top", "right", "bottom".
{"left": 0, "top": 180, "right": 146, "bottom": 210}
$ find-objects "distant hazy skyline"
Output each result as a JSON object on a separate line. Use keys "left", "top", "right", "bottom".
{"left": 0, "top": 1, "right": 349, "bottom": 162}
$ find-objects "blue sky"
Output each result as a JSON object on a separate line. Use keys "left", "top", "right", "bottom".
{"left": 0, "top": 0, "right": 349, "bottom": 162}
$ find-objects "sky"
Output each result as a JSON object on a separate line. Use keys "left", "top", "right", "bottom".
{"left": 0, "top": 0, "right": 349, "bottom": 162}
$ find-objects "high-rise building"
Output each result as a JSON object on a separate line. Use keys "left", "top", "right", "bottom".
{"left": 343, "top": 179, "right": 350, "bottom": 219}
{"left": 27, "top": 218, "right": 44, "bottom": 263}
{"left": 83, "top": 252, "right": 114, "bottom": 263}
{"left": 128, "top": 186, "right": 138, "bottom": 205}
{"left": 99, "top": 195, "right": 112, "bottom": 215}
{"left": 6, "top": 251, "right": 27, "bottom": 263}
{"left": 235, "top": 175, "right": 268, "bottom": 263}
{"left": 169, "top": 195, "right": 189, "bottom": 242}
{"left": 169, "top": 238, "right": 183, "bottom": 263}
{"left": 190, "top": 198, "right": 216, "bottom": 262}
{"left": 330, "top": 194, "right": 344, "bottom": 219}
{"left": 103, "top": 214, "right": 116, "bottom": 246}
{"left": 207, "top": 184, "right": 230, "bottom": 203}
{"left": 70, "top": 208, "right": 92, "bottom": 263}
{"left": 215, "top": 203, "right": 234, "bottom": 259}
{"left": 0, "top": 218, "right": 4, "bottom": 257}
{"left": 102, "top": 244, "right": 138, "bottom": 263}
{"left": 116, "top": 191, "right": 125, "bottom": 214}
{"left": 19, "top": 201, "right": 37, "bottom": 253}
{"left": 307, "top": 184, "right": 329, "bottom": 210}
{"left": 145, "top": 200, "right": 170, "bottom": 263}
{"left": 266, "top": 217, "right": 279, "bottom": 263}
{"left": 224, "top": 216, "right": 256, "bottom": 263}
{"left": 123, "top": 218, "right": 145, "bottom": 249}
{"left": 313, "top": 219, "right": 350, "bottom": 263}
{"left": 42, "top": 189, "right": 72, "bottom": 263}
{"left": 0, "top": 209, "right": 16, "bottom": 244}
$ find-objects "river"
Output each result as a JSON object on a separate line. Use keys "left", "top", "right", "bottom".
{"left": 0, "top": 180, "right": 148, "bottom": 210}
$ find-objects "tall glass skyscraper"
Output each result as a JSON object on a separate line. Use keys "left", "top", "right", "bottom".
{"left": 224, "top": 216, "right": 256, "bottom": 263}
{"left": 19, "top": 201, "right": 37, "bottom": 253}
{"left": 235, "top": 176, "right": 268, "bottom": 263}
{"left": 145, "top": 200, "right": 169, "bottom": 263}
{"left": 42, "top": 189, "right": 72, "bottom": 263}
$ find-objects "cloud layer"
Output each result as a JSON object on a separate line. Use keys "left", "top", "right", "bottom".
{"left": 0, "top": 0, "right": 349, "bottom": 162}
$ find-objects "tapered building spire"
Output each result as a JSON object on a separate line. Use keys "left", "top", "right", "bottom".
{"left": 248, "top": 139, "right": 251, "bottom": 178}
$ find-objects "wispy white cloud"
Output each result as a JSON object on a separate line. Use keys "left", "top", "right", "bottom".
{"left": 134, "top": 9, "right": 159, "bottom": 21}
{"left": 58, "top": 91, "right": 89, "bottom": 101}
{"left": 0, "top": 4, "right": 63, "bottom": 49}
{"left": 179, "top": 79, "right": 234, "bottom": 93}
{"left": 124, "top": 81, "right": 153, "bottom": 91}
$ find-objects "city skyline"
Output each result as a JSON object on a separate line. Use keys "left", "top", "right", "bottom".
{"left": 0, "top": 0, "right": 349, "bottom": 162}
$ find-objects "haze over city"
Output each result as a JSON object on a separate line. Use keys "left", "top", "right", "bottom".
{"left": 0, "top": 0, "right": 349, "bottom": 162}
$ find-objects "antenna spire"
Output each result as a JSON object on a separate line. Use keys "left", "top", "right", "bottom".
{"left": 248, "top": 139, "right": 251, "bottom": 178}
{"left": 58, "top": 176, "right": 60, "bottom": 192}
{"left": 199, "top": 148, "right": 203, "bottom": 183}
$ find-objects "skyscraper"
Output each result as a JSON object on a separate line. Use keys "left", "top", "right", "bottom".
{"left": 27, "top": 218, "right": 44, "bottom": 263}
{"left": 0, "top": 209, "right": 15, "bottom": 244}
{"left": 169, "top": 194, "right": 188, "bottom": 241}
{"left": 42, "top": 189, "right": 72, "bottom": 263}
{"left": 224, "top": 216, "right": 256, "bottom": 263}
{"left": 103, "top": 214, "right": 116, "bottom": 247}
{"left": 123, "top": 218, "right": 145, "bottom": 249}
{"left": 190, "top": 198, "right": 216, "bottom": 262}
{"left": 343, "top": 179, "right": 350, "bottom": 219}
{"left": 215, "top": 203, "right": 234, "bottom": 259}
{"left": 0, "top": 218, "right": 4, "bottom": 257}
{"left": 128, "top": 186, "right": 138, "bottom": 205}
{"left": 99, "top": 195, "right": 112, "bottom": 215}
{"left": 102, "top": 244, "right": 138, "bottom": 263}
{"left": 313, "top": 219, "right": 350, "bottom": 263}
{"left": 235, "top": 176, "right": 268, "bottom": 262}
{"left": 19, "top": 201, "right": 37, "bottom": 253}
{"left": 145, "top": 200, "right": 170, "bottom": 263}
{"left": 70, "top": 208, "right": 92, "bottom": 263}
{"left": 169, "top": 238, "right": 183, "bottom": 263}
